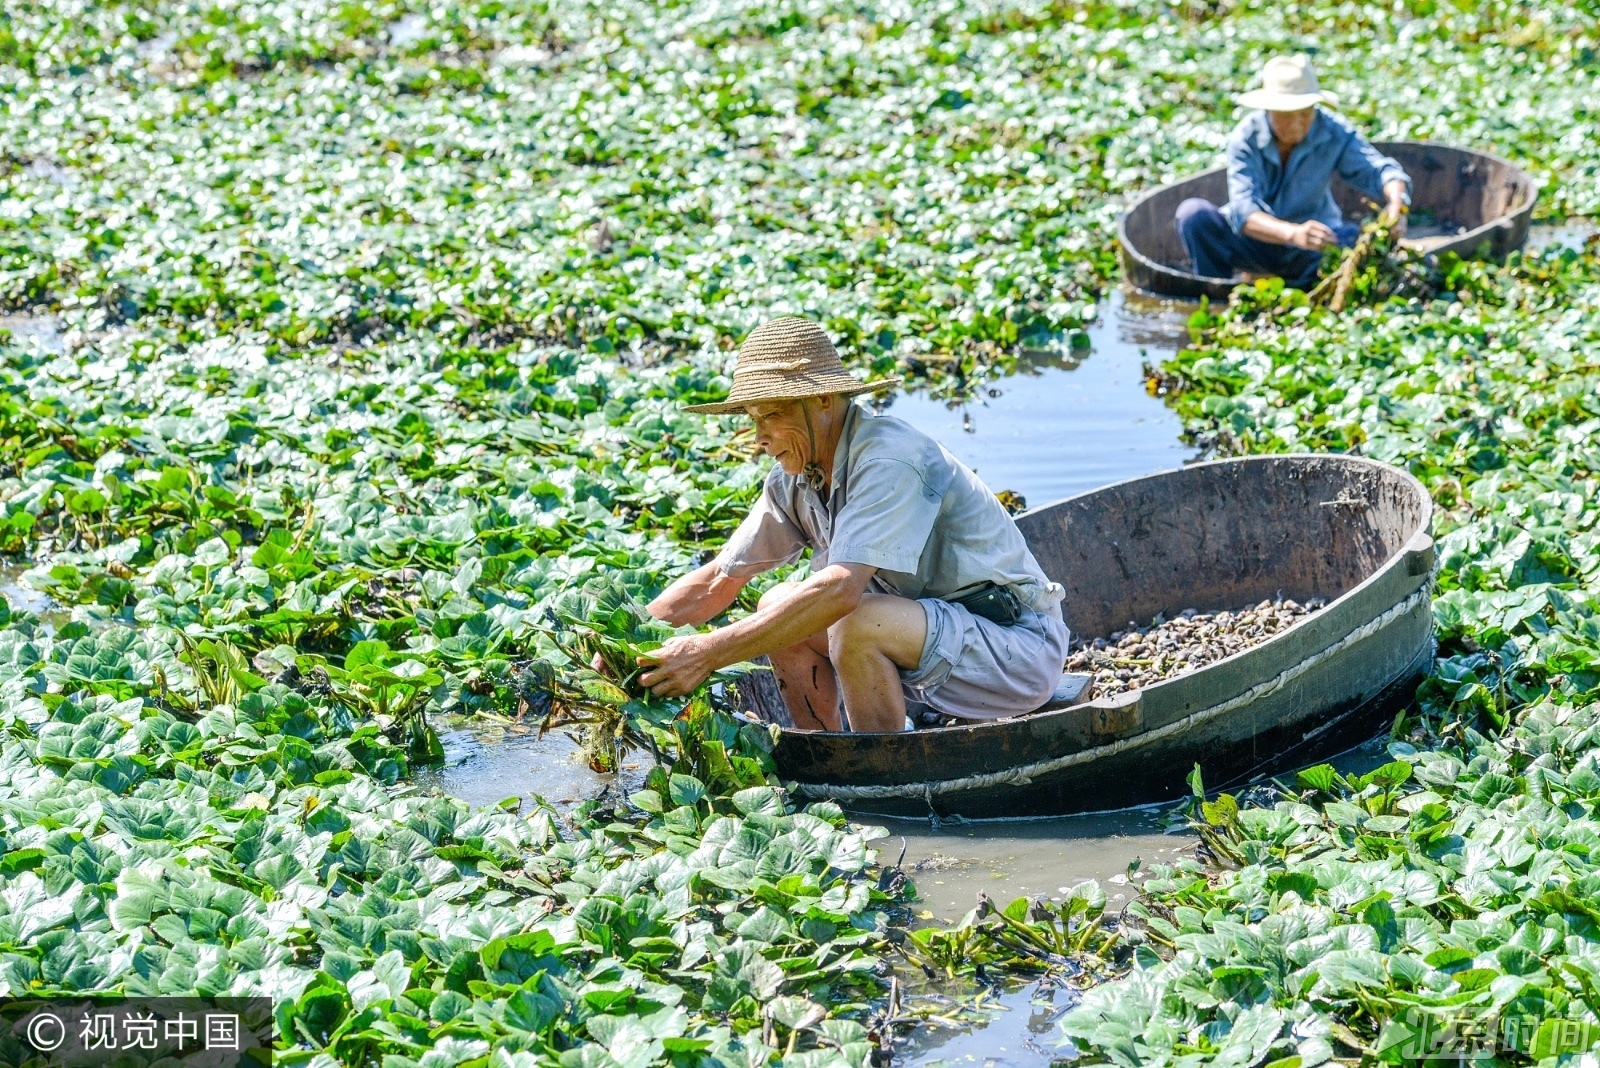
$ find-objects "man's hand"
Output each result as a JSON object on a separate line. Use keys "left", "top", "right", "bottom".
{"left": 1382, "top": 205, "right": 1408, "bottom": 240}
{"left": 1382, "top": 180, "right": 1409, "bottom": 241}
{"left": 1288, "top": 219, "right": 1338, "bottom": 251}
{"left": 637, "top": 634, "right": 716, "bottom": 698}
{"left": 635, "top": 562, "right": 876, "bottom": 700}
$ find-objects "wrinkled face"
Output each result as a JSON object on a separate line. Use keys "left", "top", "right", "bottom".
{"left": 746, "top": 396, "right": 831, "bottom": 476}
{"left": 1267, "top": 107, "right": 1316, "bottom": 147}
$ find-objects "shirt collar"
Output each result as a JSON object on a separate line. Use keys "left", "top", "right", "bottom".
{"left": 827, "top": 402, "right": 862, "bottom": 497}
{"left": 1249, "top": 110, "right": 1275, "bottom": 152}
{"left": 1249, "top": 107, "right": 1329, "bottom": 156}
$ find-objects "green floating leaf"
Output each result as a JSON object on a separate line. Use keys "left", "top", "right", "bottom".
{"left": 668, "top": 774, "right": 706, "bottom": 807}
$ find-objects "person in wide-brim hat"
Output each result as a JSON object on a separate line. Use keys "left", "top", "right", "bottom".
{"left": 1235, "top": 53, "right": 1340, "bottom": 111}
{"left": 1173, "top": 53, "right": 1412, "bottom": 290}
{"left": 638, "top": 316, "right": 1070, "bottom": 736}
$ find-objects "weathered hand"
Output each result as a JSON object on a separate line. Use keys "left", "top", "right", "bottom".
{"left": 1384, "top": 202, "right": 1408, "bottom": 240}
{"left": 1289, "top": 220, "right": 1337, "bottom": 251}
{"left": 637, "top": 635, "right": 716, "bottom": 697}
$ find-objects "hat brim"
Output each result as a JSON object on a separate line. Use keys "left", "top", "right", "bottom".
{"left": 1237, "top": 89, "right": 1338, "bottom": 111}
{"left": 683, "top": 376, "right": 901, "bottom": 415}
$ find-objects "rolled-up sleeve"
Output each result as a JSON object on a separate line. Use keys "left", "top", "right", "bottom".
{"left": 1222, "top": 136, "right": 1271, "bottom": 234}
{"left": 715, "top": 478, "right": 807, "bottom": 579}
{"left": 828, "top": 458, "right": 942, "bottom": 573}
{"left": 1335, "top": 132, "right": 1410, "bottom": 203}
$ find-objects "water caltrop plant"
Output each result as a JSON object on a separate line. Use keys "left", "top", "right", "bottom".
{"left": 1, "top": 0, "right": 1598, "bottom": 1066}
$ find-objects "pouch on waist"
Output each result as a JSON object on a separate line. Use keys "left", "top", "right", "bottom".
{"left": 944, "top": 582, "right": 1024, "bottom": 626}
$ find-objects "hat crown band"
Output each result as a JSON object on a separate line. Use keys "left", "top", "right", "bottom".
{"left": 681, "top": 315, "right": 902, "bottom": 414}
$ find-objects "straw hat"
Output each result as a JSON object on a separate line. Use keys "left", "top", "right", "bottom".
{"left": 683, "top": 317, "right": 900, "bottom": 415}
{"left": 1236, "top": 55, "right": 1338, "bottom": 111}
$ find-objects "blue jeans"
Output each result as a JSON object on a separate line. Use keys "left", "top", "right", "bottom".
{"left": 1175, "top": 198, "right": 1358, "bottom": 289}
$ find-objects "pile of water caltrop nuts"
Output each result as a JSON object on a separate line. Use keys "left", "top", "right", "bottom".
{"left": 1067, "top": 597, "right": 1326, "bottom": 699}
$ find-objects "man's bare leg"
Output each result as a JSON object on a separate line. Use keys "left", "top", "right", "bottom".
{"left": 758, "top": 584, "right": 926, "bottom": 733}
{"left": 760, "top": 583, "right": 842, "bottom": 730}
{"left": 827, "top": 594, "right": 927, "bottom": 732}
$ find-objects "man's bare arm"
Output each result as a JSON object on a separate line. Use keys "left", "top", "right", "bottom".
{"left": 648, "top": 561, "right": 748, "bottom": 626}
{"left": 637, "top": 563, "right": 876, "bottom": 697}
{"left": 699, "top": 563, "right": 873, "bottom": 667}
{"left": 1242, "top": 211, "right": 1337, "bottom": 250}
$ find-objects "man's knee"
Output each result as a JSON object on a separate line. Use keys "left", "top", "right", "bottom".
{"left": 826, "top": 609, "right": 864, "bottom": 662}
{"left": 1176, "top": 197, "right": 1225, "bottom": 238}
{"left": 827, "top": 599, "right": 887, "bottom": 662}
{"left": 826, "top": 595, "right": 925, "bottom": 668}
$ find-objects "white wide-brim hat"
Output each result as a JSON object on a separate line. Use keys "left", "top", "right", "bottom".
{"left": 1237, "top": 54, "right": 1339, "bottom": 111}
{"left": 684, "top": 317, "right": 900, "bottom": 415}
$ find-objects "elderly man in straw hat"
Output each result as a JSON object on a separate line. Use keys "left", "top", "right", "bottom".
{"left": 637, "top": 317, "right": 1068, "bottom": 733}
{"left": 1175, "top": 54, "right": 1411, "bottom": 289}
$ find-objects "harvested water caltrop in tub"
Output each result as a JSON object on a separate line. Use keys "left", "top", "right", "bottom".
{"left": 1067, "top": 597, "right": 1327, "bottom": 700}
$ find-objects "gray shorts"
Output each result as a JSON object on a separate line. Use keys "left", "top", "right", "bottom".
{"left": 900, "top": 598, "right": 1070, "bottom": 721}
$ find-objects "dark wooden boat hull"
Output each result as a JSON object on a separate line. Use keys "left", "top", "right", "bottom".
{"left": 1118, "top": 141, "right": 1537, "bottom": 301}
{"left": 771, "top": 455, "right": 1435, "bottom": 820}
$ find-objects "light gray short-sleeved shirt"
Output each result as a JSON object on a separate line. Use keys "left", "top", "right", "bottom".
{"left": 715, "top": 404, "right": 1065, "bottom": 615}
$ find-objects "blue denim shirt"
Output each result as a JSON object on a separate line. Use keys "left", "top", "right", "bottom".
{"left": 1221, "top": 107, "right": 1410, "bottom": 234}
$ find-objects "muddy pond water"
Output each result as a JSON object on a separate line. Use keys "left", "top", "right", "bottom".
{"left": 881, "top": 289, "right": 1197, "bottom": 508}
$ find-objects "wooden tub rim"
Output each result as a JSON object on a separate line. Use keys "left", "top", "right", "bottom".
{"left": 1116, "top": 139, "right": 1540, "bottom": 300}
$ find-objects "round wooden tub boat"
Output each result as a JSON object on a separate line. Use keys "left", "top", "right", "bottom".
{"left": 1119, "top": 141, "right": 1537, "bottom": 301}
{"left": 772, "top": 455, "right": 1435, "bottom": 820}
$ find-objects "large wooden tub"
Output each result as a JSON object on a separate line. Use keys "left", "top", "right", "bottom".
{"left": 773, "top": 455, "right": 1436, "bottom": 820}
{"left": 1119, "top": 141, "right": 1537, "bottom": 301}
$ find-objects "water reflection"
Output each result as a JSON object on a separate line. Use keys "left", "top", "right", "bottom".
{"left": 0, "top": 315, "right": 66, "bottom": 354}
{"left": 894, "top": 981, "right": 1077, "bottom": 1068}
{"left": 1528, "top": 220, "right": 1599, "bottom": 254}
{"left": 0, "top": 570, "right": 55, "bottom": 618}
{"left": 413, "top": 719, "right": 647, "bottom": 814}
{"left": 881, "top": 289, "right": 1198, "bottom": 508}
